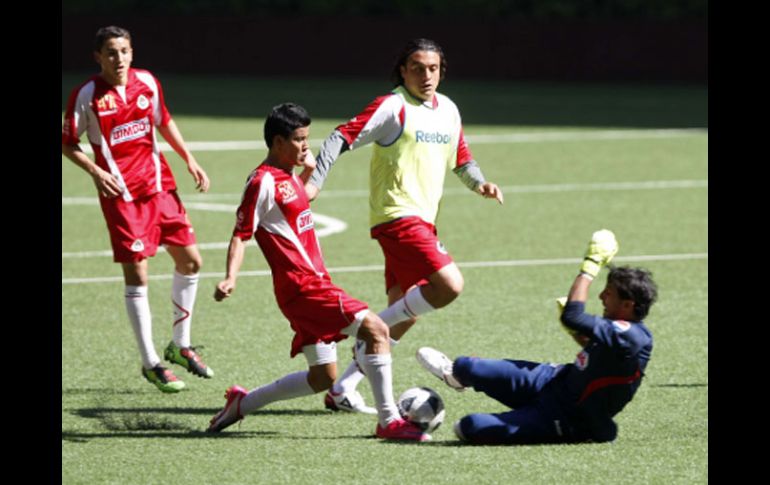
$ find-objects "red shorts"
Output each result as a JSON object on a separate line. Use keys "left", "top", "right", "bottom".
{"left": 99, "top": 190, "right": 196, "bottom": 263}
{"left": 370, "top": 216, "right": 454, "bottom": 294}
{"left": 279, "top": 279, "right": 369, "bottom": 358}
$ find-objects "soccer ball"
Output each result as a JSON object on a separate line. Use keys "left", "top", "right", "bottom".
{"left": 397, "top": 386, "right": 446, "bottom": 432}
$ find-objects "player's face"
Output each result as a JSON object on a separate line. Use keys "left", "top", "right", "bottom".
{"left": 95, "top": 36, "right": 133, "bottom": 86}
{"left": 599, "top": 283, "right": 633, "bottom": 320}
{"left": 275, "top": 126, "right": 310, "bottom": 170}
{"left": 400, "top": 50, "right": 442, "bottom": 101}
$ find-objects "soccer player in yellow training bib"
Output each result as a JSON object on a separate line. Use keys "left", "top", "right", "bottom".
{"left": 305, "top": 38, "right": 504, "bottom": 413}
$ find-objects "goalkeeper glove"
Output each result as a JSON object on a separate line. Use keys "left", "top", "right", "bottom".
{"left": 580, "top": 229, "right": 619, "bottom": 278}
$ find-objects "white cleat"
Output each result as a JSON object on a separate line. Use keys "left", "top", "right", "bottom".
{"left": 324, "top": 389, "right": 377, "bottom": 414}
{"left": 416, "top": 347, "right": 466, "bottom": 392}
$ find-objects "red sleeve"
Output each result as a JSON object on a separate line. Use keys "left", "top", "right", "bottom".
{"left": 233, "top": 173, "right": 261, "bottom": 241}
{"left": 455, "top": 126, "right": 474, "bottom": 167}
{"left": 336, "top": 94, "right": 395, "bottom": 145}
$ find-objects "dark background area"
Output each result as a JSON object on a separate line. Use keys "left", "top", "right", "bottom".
{"left": 62, "top": 0, "right": 707, "bottom": 83}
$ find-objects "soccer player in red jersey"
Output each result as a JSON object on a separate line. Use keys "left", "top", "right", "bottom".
{"left": 207, "top": 103, "right": 429, "bottom": 441}
{"left": 305, "top": 38, "right": 504, "bottom": 412}
{"left": 62, "top": 26, "right": 213, "bottom": 393}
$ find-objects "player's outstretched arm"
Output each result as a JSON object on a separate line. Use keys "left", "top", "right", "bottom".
{"left": 157, "top": 120, "right": 210, "bottom": 193}
{"left": 215, "top": 236, "right": 246, "bottom": 301}
{"left": 62, "top": 143, "right": 122, "bottom": 198}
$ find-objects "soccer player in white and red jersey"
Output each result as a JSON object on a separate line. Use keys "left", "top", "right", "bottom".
{"left": 207, "top": 103, "right": 429, "bottom": 441}
{"left": 305, "top": 38, "right": 505, "bottom": 413}
{"left": 62, "top": 26, "right": 214, "bottom": 393}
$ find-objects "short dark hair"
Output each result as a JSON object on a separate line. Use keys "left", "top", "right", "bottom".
{"left": 607, "top": 266, "right": 658, "bottom": 321}
{"left": 390, "top": 38, "right": 447, "bottom": 87}
{"left": 94, "top": 26, "right": 131, "bottom": 52}
{"left": 264, "top": 103, "right": 311, "bottom": 148}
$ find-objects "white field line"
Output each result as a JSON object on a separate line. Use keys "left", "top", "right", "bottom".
{"left": 61, "top": 252, "right": 708, "bottom": 285}
{"left": 60, "top": 210, "right": 347, "bottom": 259}
{"left": 74, "top": 128, "right": 707, "bottom": 154}
{"left": 63, "top": 179, "right": 707, "bottom": 206}
{"left": 61, "top": 178, "right": 707, "bottom": 258}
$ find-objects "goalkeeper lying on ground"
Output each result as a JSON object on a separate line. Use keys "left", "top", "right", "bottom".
{"left": 415, "top": 230, "right": 659, "bottom": 444}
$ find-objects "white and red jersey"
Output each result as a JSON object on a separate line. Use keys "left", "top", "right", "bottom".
{"left": 62, "top": 68, "right": 176, "bottom": 202}
{"left": 233, "top": 163, "right": 330, "bottom": 306}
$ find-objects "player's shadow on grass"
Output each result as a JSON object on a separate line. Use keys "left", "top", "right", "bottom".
{"left": 61, "top": 429, "right": 273, "bottom": 443}
{"left": 62, "top": 387, "right": 155, "bottom": 396}
{"left": 73, "top": 407, "right": 329, "bottom": 419}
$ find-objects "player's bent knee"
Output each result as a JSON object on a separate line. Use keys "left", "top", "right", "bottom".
{"left": 359, "top": 314, "right": 390, "bottom": 344}
{"left": 307, "top": 365, "right": 337, "bottom": 392}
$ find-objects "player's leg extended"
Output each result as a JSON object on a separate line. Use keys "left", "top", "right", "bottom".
{"left": 452, "top": 357, "right": 560, "bottom": 409}
{"left": 208, "top": 344, "right": 336, "bottom": 432}
{"left": 163, "top": 244, "right": 213, "bottom": 378}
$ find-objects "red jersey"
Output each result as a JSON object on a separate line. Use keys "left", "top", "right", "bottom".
{"left": 233, "top": 163, "right": 331, "bottom": 306}
{"left": 62, "top": 68, "right": 176, "bottom": 202}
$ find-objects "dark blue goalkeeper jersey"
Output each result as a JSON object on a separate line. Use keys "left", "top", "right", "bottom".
{"left": 553, "top": 301, "right": 653, "bottom": 440}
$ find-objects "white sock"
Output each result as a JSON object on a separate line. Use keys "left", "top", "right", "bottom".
{"left": 239, "top": 371, "right": 314, "bottom": 414}
{"left": 332, "top": 338, "right": 399, "bottom": 394}
{"left": 332, "top": 359, "right": 366, "bottom": 394}
{"left": 125, "top": 285, "right": 160, "bottom": 369}
{"left": 171, "top": 271, "right": 198, "bottom": 348}
{"left": 378, "top": 286, "right": 436, "bottom": 326}
{"left": 360, "top": 353, "right": 400, "bottom": 427}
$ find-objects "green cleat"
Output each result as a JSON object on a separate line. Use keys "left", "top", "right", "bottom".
{"left": 142, "top": 365, "right": 186, "bottom": 393}
{"left": 164, "top": 341, "right": 214, "bottom": 378}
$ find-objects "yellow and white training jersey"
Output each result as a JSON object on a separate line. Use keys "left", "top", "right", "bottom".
{"left": 311, "top": 85, "right": 476, "bottom": 227}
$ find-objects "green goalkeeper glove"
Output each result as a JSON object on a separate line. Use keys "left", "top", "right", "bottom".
{"left": 580, "top": 229, "right": 619, "bottom": 278}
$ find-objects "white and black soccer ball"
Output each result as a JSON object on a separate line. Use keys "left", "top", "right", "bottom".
{"left": 397, "top": 386, "right": 446, "bottom": 433}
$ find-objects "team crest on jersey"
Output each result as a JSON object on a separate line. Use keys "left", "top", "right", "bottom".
{"left": 574, "top": 350, "right": 589, "bottom": 370}
{"left": 612, "top": 320, "right": 631, "bottom": 332}
{"left": 277, "top": 181, "right": 298, "bottom": 204}
{"left": 110, "top": 117, "right": 152, "bottom": 145}
{"left": 96, "top": 94, "right": 118, "bottom": 116}
{"left": 436, "top": 241, "right": 448, "bottom": 255}
{"left": 130, "top": 239, "right": 145, "bottom": 252}
{"left": 297, "top": 209, "right": 314, "bottom": 234}
{"left": 137, "top": 94, "right": 149, "bottom": 110}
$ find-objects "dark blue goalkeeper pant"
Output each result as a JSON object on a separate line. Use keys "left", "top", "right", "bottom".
{"left": 452, "top": 357, "right": 586, "bottom": 445}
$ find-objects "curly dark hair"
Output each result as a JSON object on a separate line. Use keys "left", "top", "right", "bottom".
{"left": 607, "top": 266, "right": 658, "bottom": 320}
{"left": 390, "top": 38, "right": 447, "bottom": 87}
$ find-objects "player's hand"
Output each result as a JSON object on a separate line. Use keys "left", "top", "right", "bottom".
{"left": 187, "top": 157, "right": 210, "bottom": 193}
{"left": 580, "top": 229, "right": 619, "bottom": 278}
{"left": 214, "top": 279, "right": 236, "bottom": 301}
{"left": 300, "top": 150, "right": 316, "bottom": 170}
{"left": 477, "top": 182, "right": 504, "bottom": 205}
{"left": 92, "top": 169, "right": 122, "bottom": 198}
